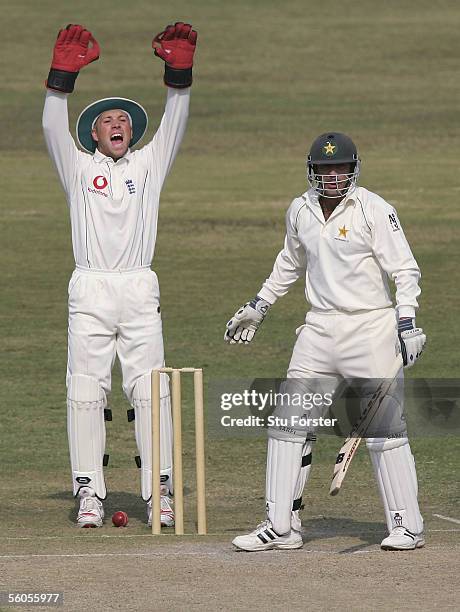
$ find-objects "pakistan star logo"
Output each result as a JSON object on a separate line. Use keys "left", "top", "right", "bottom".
{"left": 323, "top": 141, "right": 337, "bottom": 156}
{"left": 338, "top": 225, "right": 349, "bottom": 238}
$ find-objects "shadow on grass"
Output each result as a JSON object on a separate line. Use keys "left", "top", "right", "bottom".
{"left": 47, "top": 490, "right": 147, "bottom": 524}
{"left": 224, "top": 516, "right": 385, "bottom": 552}
{"left": 302, "top": 516, "right": 385, "bottom": 551}
{"left": 48, "top": 489, "right": 192, "bottom": 526}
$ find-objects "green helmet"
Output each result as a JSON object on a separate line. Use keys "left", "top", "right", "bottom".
{"left": 306, "top": 132, "right": 360, "bottom": 198}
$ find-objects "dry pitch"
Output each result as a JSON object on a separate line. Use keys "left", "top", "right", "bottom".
{"left": 1, "top": 529, "right": 459, "bottom": 611}
{"left": 1, "top": 0, "right": 460, "bottom": 610}
{"left": 2, "top": 453, "right": 459, "bottom": 610}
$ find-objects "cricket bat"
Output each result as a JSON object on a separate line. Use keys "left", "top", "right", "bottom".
{"left": 329, "top": 356, "right": 403, "bottom": 496}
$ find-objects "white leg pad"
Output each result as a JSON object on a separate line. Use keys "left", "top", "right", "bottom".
{"left": 67, "top": 374, "right": 107, "bottom": 499}
{"left": 132, "top": 373, "right": 173, "bottom": 500}
{"left": 266, "top": 437, "right": 304, "bottom": 535}
{"left": 366, "top": 436, "right": 423, "bottom": 534}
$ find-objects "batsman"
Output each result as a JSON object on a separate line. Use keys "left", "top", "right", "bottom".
{"left": 43, "top": 23, "right": 197, "bottom": 527}
{"left": 225, "top": 133, "right": 427, "bottom": 551}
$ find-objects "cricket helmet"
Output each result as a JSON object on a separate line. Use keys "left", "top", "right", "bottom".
{"left": 306, "top": 132, "right": 360, "bottom": 198}
{"left": 76, "top": 97, "right": 148, "bottom": 153}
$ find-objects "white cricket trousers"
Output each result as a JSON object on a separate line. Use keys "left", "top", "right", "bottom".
{"left": 66, "top": 266, "right": 174, "bottom": 501}
{"left": 67, "top": 265, "right": 164, "bottom": 399}
{"left": 288, "top": 307, "right": 400, "bottom": 379}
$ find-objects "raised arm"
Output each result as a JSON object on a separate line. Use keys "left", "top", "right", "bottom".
{"left": 42, "top": 24, "right": 100, "bottom": 196}
{"left": 139, "top": 87, "right": 191, "bottom": 188}
{"left": 137, "top": 22, "right": 197, "bottom": 187}
{"left": 42, "top": 91, "right": 79, "bottom": 196}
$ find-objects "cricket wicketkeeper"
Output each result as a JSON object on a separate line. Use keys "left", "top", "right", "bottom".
{"left": 43, "top": 23, "right": 197, "bottom": 528}
{"left": 225, "top": 133, "right": 427, "bottom": 551}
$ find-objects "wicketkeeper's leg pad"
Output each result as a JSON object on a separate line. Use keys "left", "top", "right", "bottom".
{"left": 132, "top": 372, "right": 173, "bottom": 501}
{"left": 67, "top": 374, "right": 107, "bottom": 499}
{"left": 266, "top": 436, "right": 304, "bottom": 535}
{"left": 366, "top": 436, "right": 423, "bottom": 534}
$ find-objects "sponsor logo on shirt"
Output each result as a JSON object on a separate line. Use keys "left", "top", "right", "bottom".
{"left": 88, "top": 175, "right": 109, "bottom": 198}
{"left": 93, "top": 176, "right": 108, "bottom": 189}
{"left": 388, "top": 213, "right": 400, "bottom": 232}
{"left": 87, "top": 188, "right": 108, "bottom": 197}
{"left": 125, "top": 179, "right": 136, "bottom": 194}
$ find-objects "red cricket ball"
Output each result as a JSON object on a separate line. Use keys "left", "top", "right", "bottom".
{"left": 112, "top": 511, "right": 129, "bottom": 527}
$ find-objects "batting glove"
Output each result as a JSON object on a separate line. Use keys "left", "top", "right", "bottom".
{"left": 153, "top": 22, "right": 197, "bottom": 88}
{"left": 225, "top": 296, "right": 271, "bottom": 345}
{"left": 47, "top": 24, "right": 100, "bottom": 93}
{"left": 398, "top": 318, "right": 426, "bottom": 368}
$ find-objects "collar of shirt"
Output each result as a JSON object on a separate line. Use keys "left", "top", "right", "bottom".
{"left": 306, "top": 188, "right": 358, "bottom": 214}
{"left": 93, "top": 148, "right": 132, "bottom": 165}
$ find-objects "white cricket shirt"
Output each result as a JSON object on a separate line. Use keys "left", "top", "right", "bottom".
{"left": 43, "top": 88, "right": 189, "bottom": 270}
{"left": 258, "top": 188, "right": 421, "bottom": 318}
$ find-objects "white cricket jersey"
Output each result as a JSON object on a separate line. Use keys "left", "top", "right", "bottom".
{"left": 258, "top": 187, "right": 421, "bottom": 318}
{"left": 42, "top": 88, "right": 189, "bottom": 270}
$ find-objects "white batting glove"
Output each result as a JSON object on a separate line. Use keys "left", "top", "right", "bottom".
{"left": 398, "top": 318, "right": 426, "bottom": 368}
{"left": 224, "top": 296, "right": 271, "bottom": 344}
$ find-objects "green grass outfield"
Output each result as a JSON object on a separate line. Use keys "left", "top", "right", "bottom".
{"left": 1, "top": 0, "right": 459, "bottom": 607}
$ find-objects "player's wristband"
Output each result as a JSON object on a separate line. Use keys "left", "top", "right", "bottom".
{"left": 164, "top": 65, "right": 192, "bottom": 89}
{"left": 46, "top": 68, "right": 79, "bottom": 93}
{"left": 248, "top": 295, "right": 271, "bottom": 317}
{"left": 398, "top": 318, "right": 415, "bottom": 333}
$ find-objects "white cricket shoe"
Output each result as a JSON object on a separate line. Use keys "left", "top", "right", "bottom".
{"left": 232, "top": 520, "right": 303, "bottom": 552}
{"left": 147, "top": 493, "right": 175, "bottom": 528}
{"left": 381, "top": 526, "right": 425, "bottom": 550}
{"left": 77, "top": 487, "right": 104, "bottom": 528}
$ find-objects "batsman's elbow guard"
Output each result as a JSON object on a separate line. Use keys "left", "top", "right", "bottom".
{"left": 46, "top": 68, "right": 78, "bottom": 93}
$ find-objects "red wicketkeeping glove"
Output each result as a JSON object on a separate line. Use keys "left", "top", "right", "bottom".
{"left": 153, "top": 22, "right": 197, "bottom": 88}
{"left": 46, "top": 24, "right": 100, "bottom": 93}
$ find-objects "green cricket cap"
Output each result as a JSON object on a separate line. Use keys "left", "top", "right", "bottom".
{"left": 76, "top": 97, "right": 148, "bottom": 153}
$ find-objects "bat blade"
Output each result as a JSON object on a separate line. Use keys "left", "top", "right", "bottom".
{"left": 329, "top": 357, "right": 403, "bottom": 496}
{"left": 329, "top": 436, "right": 362, "bottom": 496}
